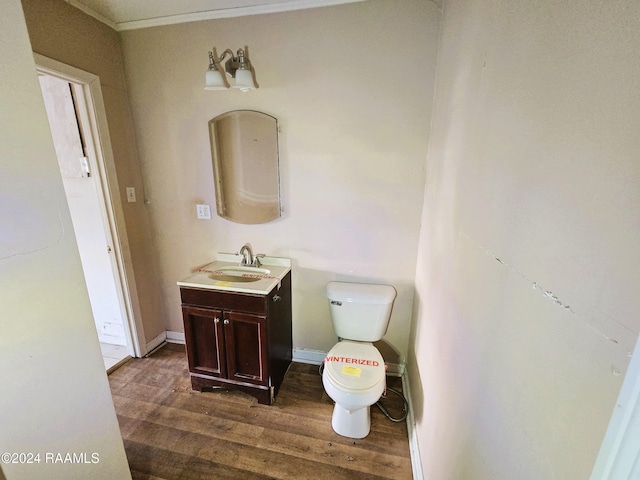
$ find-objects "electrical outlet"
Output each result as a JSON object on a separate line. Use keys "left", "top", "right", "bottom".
{"left": 126, "top": 187, "right": 136, "bottom": 203}
{"left": 196, "top": 204, "right": 211, "bottom": 220}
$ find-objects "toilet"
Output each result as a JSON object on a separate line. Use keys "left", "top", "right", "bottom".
{"left": 322, "top": 281, "right": 396, "bottom": 438}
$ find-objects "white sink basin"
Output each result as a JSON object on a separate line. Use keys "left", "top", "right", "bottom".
{"left": 207, "top": 266, "right": 271, "bottom": 283}
{"left": 177, "top": 254, "right": 291, "bottom": 294}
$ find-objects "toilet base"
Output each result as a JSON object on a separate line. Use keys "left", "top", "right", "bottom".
{"left": 331, "top": 403, "right": 371, "bottom": 439}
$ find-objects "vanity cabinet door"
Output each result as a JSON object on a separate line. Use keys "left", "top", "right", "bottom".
{"left": 182, "top": 306, "right": 226, "bottom": 378}
{"left": 224, "top": 311, "right": 268, "bottom": 386}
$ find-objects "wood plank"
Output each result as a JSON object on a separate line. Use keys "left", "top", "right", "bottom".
{"left": 196, "top": 436, "right": 393, "bottom": 480}
{"left": 109, "top": 344, "right": 412, "bottom": 479}
{"left": 256, "top": 428, "right": 413, "bottom": 479}
{"left": 114, "top": 396, "right": 265, "bottom": 446}
{"left": 160, "top": 388, "right": 411, "bottom": 458}
{"left": 124, "top": 440, "right": 188, "bottom": 479}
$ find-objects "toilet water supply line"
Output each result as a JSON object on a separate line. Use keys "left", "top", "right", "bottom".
{"left": 375, "top": 387, "right": 409, "bottom": 423}
{"left": 318, "top": 363, "right": 409, "bottom": 423}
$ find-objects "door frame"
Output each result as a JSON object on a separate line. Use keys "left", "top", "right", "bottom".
{"left": 591, "top": 332, "right": 640, "bottom": 479}
{"left": 35, "top": 53, "right": 146, "bottom": 358}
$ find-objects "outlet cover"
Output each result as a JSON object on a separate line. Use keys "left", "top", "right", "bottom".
{"left": 196, "top": 204, "right": 211, "bottom": 220}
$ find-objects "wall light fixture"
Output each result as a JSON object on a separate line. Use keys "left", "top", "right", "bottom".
{"left": 205, "top": 47, "right": 258, "bottom": 92}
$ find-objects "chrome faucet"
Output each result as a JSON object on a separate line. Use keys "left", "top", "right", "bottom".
{"left": 239, "top": 243, "right": 255, "bottom": 267}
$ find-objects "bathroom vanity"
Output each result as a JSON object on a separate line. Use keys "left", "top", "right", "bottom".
{"left": 177, "top": 254, "right": 292, "bottom": 405}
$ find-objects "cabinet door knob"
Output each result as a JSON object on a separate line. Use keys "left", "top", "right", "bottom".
{"left": 272, "top": 295, "right": 281, "bottom": 302}
{"left": 223, "top": 319, "right": 230, "bottom": 325}
{"left": 214, "top": 317, "right": 220, "bottom": 323}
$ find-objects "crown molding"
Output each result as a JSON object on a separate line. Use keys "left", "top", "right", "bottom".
{"left": 64, "top": 0, "right": 118, "bottom": 30}
{"left": 66, "top": 0, "right": 366, "bottom": 32}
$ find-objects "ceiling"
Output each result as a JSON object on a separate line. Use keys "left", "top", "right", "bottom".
{"left": 65, "top": 0, "right": 366, "bottom": 31}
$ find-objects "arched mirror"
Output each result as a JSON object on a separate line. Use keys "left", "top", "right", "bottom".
{"left": 209, "top": 110, "right": 280, "bottom": 224}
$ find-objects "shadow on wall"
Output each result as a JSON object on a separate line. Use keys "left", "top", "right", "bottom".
{"left": 289, "top": 264, "right": 337, "bottom": 352}
{"left": 375, "top": 339, "right": 403, "bottom": 369}
{"left": 0, "top": 464, "right": 6, "bottom": 480}
{"left": 407, "top": 285, "right": 426, "bottom": 424}
{"left": 406, "top": 351, "right": 425, "bottom": 424}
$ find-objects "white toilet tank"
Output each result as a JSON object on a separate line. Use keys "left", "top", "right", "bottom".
{"left": 326, "top": 282, "right": 396, "bottom": 342}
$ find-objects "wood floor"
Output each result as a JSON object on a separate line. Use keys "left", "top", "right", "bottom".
{"left": 108, "top": 343, "right": 413, "bottom": 479}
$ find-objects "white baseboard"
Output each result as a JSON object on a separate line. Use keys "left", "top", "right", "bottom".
{"left": 165, "top": 333, "right": 406, "bottom": 374}
{"left": 166, "top": 330, "right": 185, "bottom": 344}
{"left": 390, "top": 362, "right": 406, "bottom": 377}
{"left": 292, "top": 347, "right": 327, "bottom": 365}
{"left": 402, "top": 373, "right": 423, "bottom": 480}
{"left": 162, "top": 335, "right": 406, "bottom": 374}
{"left": 293, "top": 347, "right": 405, "bottom": 376}
{"left": 146, "top": 331, "right": 166, "bottom": 354}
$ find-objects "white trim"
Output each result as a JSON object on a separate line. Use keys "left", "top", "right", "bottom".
{"left": 385, "top": 362, "right": 405, "bottom": 377}
{"left": 390, "top": 362, "right": 406, "bottom": 377}
{"left": 166, "top": 330, "right": 186, "bottom": 344}
{"left": 65, "top": 0, "right": 366, "bottom": 31}
{"left": 146, "top": 331, "right": 167, "bottom": 354}
{"left": 34, "top": 54, "right": 147, "bottom": 358}
{"left": 402, "top": 373, "right": 424, "bottom": 480}
{"left": 293, "top": 347, "right": 327, "bottom": 365}
{"left": 293, "top": 347, "right": 405, "bottom": 376}
{"left": 117, "top": 0, "right": 365, "bottom": 31}
{"left": 165, "top": 342, "right": 405, "bottom": 374}
{"left": 591, "top": 333, "right": 640, "bottom": 479}
{"left": 63, "top": 0, "right": 118, "bottom": 30}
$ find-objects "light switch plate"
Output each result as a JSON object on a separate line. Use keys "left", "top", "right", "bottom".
{"left": 196, "top": 204, "right": 211, "bottom": 219}
{"left": 126, "top": 187, "right": 136, "bottom": 203}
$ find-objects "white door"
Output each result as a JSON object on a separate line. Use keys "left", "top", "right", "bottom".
{"left": 39, "top": 74, "right": 128, "bottom": 347}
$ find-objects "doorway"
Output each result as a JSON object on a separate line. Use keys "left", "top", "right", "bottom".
{"left": 35, "top": 55, "right": 145, "bottom": 366}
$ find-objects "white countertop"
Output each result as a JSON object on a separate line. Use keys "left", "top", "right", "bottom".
{"left": 177, "top": 253, "right": 291, "bottom": 295}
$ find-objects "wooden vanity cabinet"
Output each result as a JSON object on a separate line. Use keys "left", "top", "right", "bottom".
{"left": 180, "top": 271, "right": 292, "bottom": 405}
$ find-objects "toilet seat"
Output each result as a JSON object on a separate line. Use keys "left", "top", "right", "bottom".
{"left": 324, "top": 341, "right": 385, "bottom": 392}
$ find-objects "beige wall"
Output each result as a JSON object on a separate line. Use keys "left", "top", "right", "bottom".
{"left": 409, "top": 0, "right": 640, "bottom": 478}
{"left": 120, "top": 0, "right": 441, "bottom": 361}
{"left": 9, "top": 0, "right": 637, "bottom": 476}
{"left": 0, "top": 1, "right": 130, "bottom": 478}
{"left": 21, "top": 0, "right": 165, "bottom": 347}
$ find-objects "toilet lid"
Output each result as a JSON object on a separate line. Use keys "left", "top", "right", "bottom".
{"left": 324, "top": 341, "right": 385, "bottom": 391}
